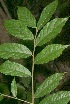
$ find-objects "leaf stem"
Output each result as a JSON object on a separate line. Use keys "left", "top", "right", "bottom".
{"left": 32, "top": 27, "right": 37, "bottom": 104}
{"left": 0, "top": 93, "right": 31, "bottom": 104}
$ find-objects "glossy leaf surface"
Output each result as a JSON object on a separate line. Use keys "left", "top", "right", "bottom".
{"left": 17, "top": 7, "right": 36, "bottom": 28}
{"left": 34, "top": 73, "right": 64, "bottom": 98}
{"left": 39, "top": 91, "right": 70, "bottom": 104}
{"left": 35, "top": 44, "right": 69, "bottom": 64}
{"left": 11, "top": 78, "right": 17, "bottom": 97}
{"left": 36, "top": 18, "right": 68, "bottom": 46}
{"left": 37, "top": 0, "right": 58, "bottom": 30}
{"left": 4, "top": 20, "right": 34, "bottom": 40}
{"left": 0, "top": 43, "right": 32, "bottom": 59}
{"left": 0, "top": 60, "right": 31, "bottom": 77}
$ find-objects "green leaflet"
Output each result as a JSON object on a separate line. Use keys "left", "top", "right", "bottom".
{"left": 34, "top": 44, "right": 69, "bottom": 64}
{"left": 17, "top": 7, "right": 36, "bottom": 28}
{"left": 11, "top": 78, "right": 17, "bottom": 97}
{"left": 4, "top": 20, "right": 34, "bottom": 40}
{"left": 39, "top": 91, "right": 70, "bottom": 104}
{"left": 0, "top": 43, "right": 32, "bottom": 59}
{"left": 0, "top": 60, "right": 31, "bottom": 77}
{"left": 36, "top": 18, "right": 68, "bottom": 46}
{"left": 34, "top": 73, "right": 64, "bottom": 98}
{"left": 37, "top": 0, "right": 58, "bottom": 30}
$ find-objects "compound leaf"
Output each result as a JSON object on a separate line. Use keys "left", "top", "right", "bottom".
{"left": 36, "top": 18, "right": 68, "bottom": 46}
{"left": 4, "top": 20, "right": 34, "bottom": 40}
{"left": 0, "top": 43, "right": 32, "bottom": 59}
{"left": 34, "top": 73, "right": 64, "bottom": 98}
{"left": 39, "top": 91, "right": 70, "bottom": 104}
{"left": 34, "top": 44, "right": 69, "bottom": 64}
{"left": 11, "top": 78, "right": 17, "bottom": 97}
{"left": 0, "top": 60, "right": 31, "bottom": 77}
{"left": 17, "top": 7, "right": 36, "bottom": 28}
{"left": 37, "top": 0, "right": 58, "bottom": 30}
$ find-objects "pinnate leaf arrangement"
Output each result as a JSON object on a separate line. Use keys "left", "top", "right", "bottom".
{"left": 0, "top": 0, "right": 70, "bottom": 104}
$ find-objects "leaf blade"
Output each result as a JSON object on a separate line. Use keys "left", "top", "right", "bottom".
{"left": 34, "top": 73, "right": 64, "bottom": 98}
{"left": 17, "top": 7, "right": 36, "bottom": 28}
{"left": 4, "top": 20, "right": 34, "bottom": 40}
{"left": 34, "top": 44, "right": 69, "bottom": 64}
{"left": 0, "top": 43, "right": 32, "bottom": 59}
{"left": 37, "top": 0, "right": 58, "bottom": 30}
{"left": 39, "top": 91, "right": 70, "bottom": 104}
{"left": 0, "top": 60, "right": 31, "bottom": 77}
{"left": 11, "top": 78, "right": 17, "bottom": 97}
{"left": 36, "top": 18, "right": 68, "bottom": 46}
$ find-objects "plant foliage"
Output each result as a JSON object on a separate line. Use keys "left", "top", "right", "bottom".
{"left": 39, "top": 91, "right": 70, "bottom": 104}
{"left": 0, "top": 60, "right": 31, "bottom": 77}
{"left": 11, "top": 78, "right": 17, "bottom": 97}
{"left": 37, "top": 0, "right": 58, "bottom": 30}
{"left": 34, "top": 73, "right": 64, "bottom": 98}
{"left": 0, "top": 0, "right": 69, "bottom": 104}
{"left": 0, "top": 43, "right": 32, "bottom": 59}
{"left": 34, "top": 44, "right": 68, "bottom": 64}
{"left": 4, "top": 20, "right": 34, "bottom": 40}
